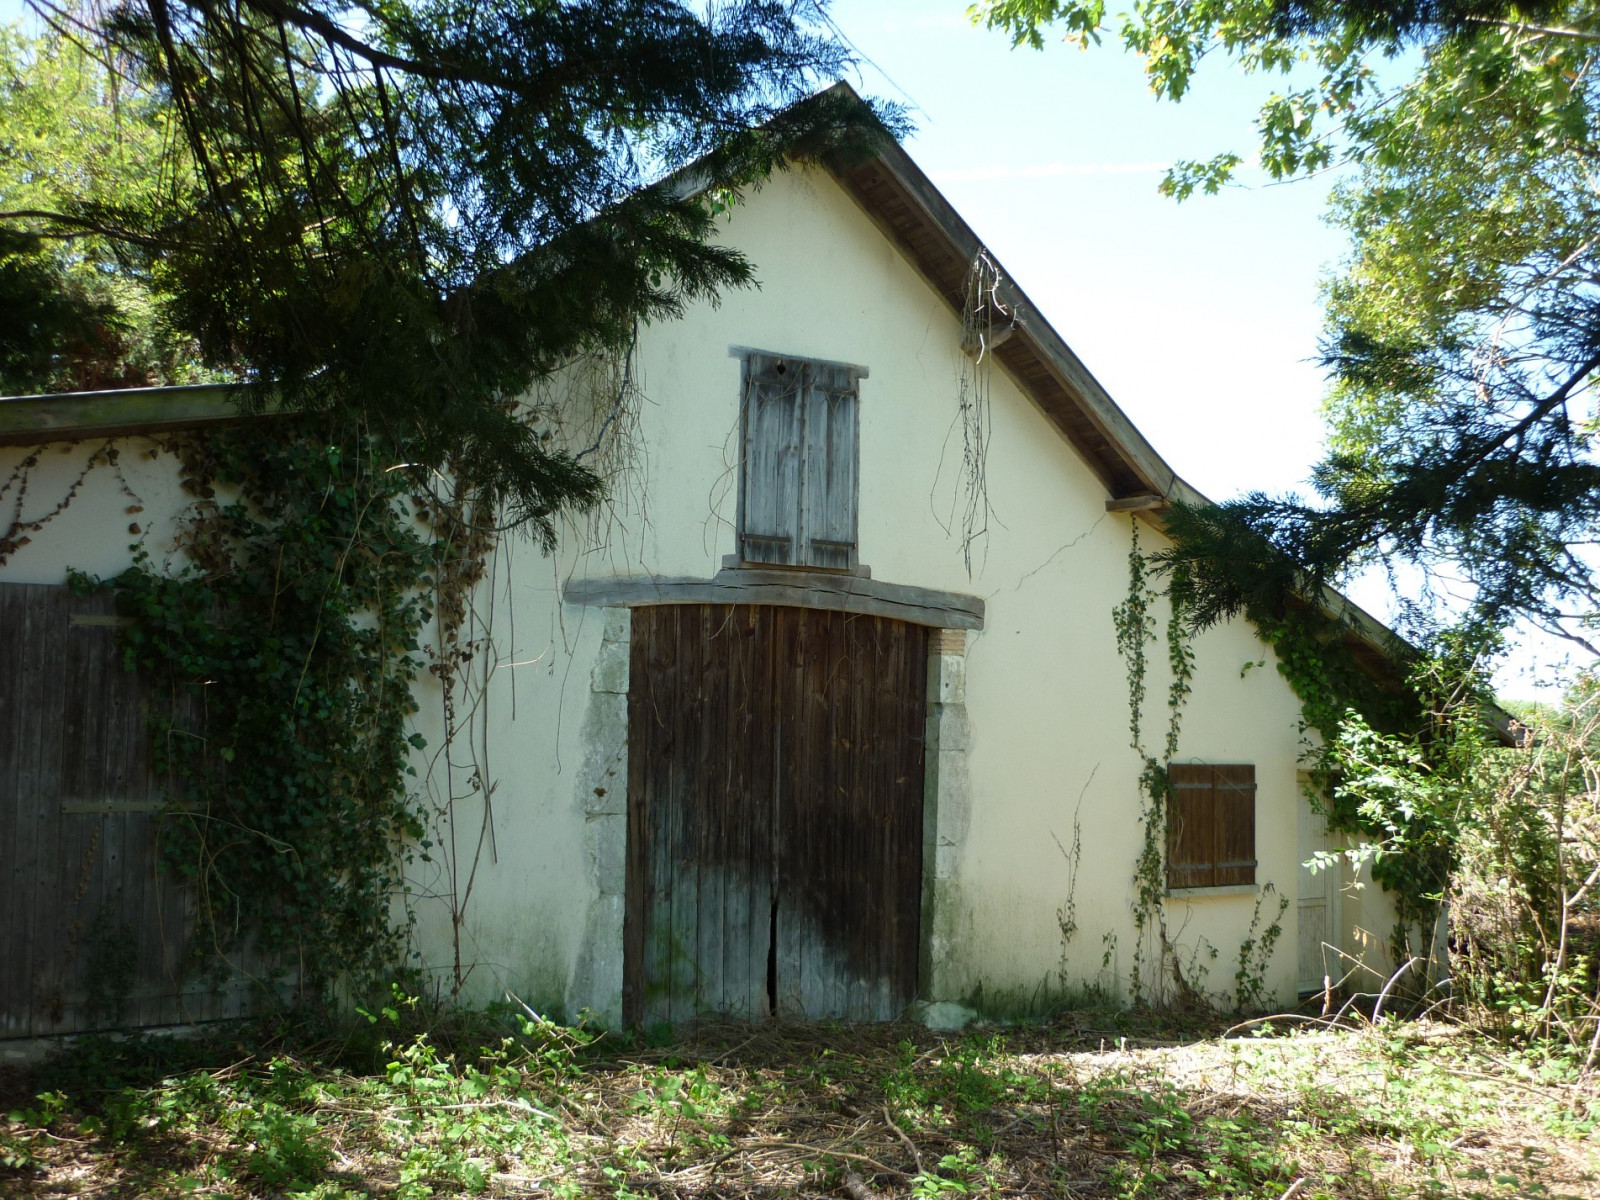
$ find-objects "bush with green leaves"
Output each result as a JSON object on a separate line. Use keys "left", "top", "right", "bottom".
{"left": 77, "top": 419, "right": 437, "bottom": 1002}
{"left": 1329, "top": 661, "right": 1600, "bottom": 1053}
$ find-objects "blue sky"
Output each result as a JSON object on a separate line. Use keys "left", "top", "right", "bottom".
{"left": 825, "top": 3, "right": 1575, "bottom": 696}
{"left": 827, "top": 1, "right": 1345, "bottom": 506}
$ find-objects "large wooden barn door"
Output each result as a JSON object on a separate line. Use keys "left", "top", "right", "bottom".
{"left": 625, "top": 604, "right": 777, "bottom": 1021}
{"left": 625, "top": 604, "right": 927, "bottom": 1025}
{"left": 2, "top": 583, "right": 256, "bottom": 1037}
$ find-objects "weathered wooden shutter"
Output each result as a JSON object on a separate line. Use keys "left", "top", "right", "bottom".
{"left": 1166, "top": 763, "right": 1256, "bottom": 890}
{"left": 1166, "top": 764, "right": 1216, "bottom": 890}
{"left": 1213, "top": 764, "right": 1257, "bottom": 886}
{"left": 799, "top": 362, "right": 859, "bottom": 570}
{"left": 740, "top": 354, "right": 804, "bottom": 565}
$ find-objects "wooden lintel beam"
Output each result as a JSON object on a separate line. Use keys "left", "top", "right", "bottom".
{"left": 1105, "top": 494, "right": 1166, "bottom": 513}
{"left": 565, "top": 569, "right": 985, "bottom": 631}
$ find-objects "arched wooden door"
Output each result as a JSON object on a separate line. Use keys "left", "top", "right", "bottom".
{"left": 623, "top": 604, "right": 928, "bottom": 1024}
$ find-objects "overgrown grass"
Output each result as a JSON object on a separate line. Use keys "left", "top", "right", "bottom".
{"left": 3, "top": 1004, "right": 1597, "bottom": 1198}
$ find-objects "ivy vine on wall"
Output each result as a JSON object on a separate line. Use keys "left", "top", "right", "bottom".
{"left": 1114, "top": 521, "right": 1292, "bottom": 1012}
{"left": 73, "top": 419, "right": 446, "bottom": 999}
{"left": 1152, "top": 500, "right": 1438, "bottom": 943}
{"left": 1248, "top": 604, "right": 1445, "bottom": 941}
{"left": 1112, "top": 522, "right": 1197, "bottom": 1006}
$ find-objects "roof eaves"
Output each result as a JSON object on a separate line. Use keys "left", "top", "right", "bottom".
{"left": 824, "top": 134, "right": 1185, "bottom": 502}
{"left": 0, "top": 382, "right": 258, "bottom": 447}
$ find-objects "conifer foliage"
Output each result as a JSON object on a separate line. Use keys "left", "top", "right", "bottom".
{"left": 4, "top": 1, "right": 892, "bottom": 538}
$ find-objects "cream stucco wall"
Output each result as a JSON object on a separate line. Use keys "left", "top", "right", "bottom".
{"left": 0, "top": 163, "right": 1399, "bottom": 1022}
{"left": 0, "top": 440, "right": 198, "bottom": 585}
{"left": 435, "top": 165, "right": 1326, "bottom": 1016}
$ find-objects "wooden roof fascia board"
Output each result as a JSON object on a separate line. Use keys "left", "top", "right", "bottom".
{"left": 827, "top": 142, "right": 1181, "bottom": 503}
{"left": 838, "top": 163, "right": 1137, "bottom": 494}
{"left": 0, "top": 383, "right": 257, "bottom": 447}
{"left": 1106, "top": 494, "right": 1166, "bottom": 513}
{"left": 990, "top": 338, "right": 1142, "bottom": 495}
{"left": 1315, "top": 583, "right": 1414, "bottom": 663}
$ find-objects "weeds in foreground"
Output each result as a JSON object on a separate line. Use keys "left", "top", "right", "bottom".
{"left": 3, "top": 1007, "right": 1597, "bottom": 1198}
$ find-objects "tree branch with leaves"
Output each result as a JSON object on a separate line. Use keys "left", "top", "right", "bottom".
{"left": 977, "top": 0, "right": 1600, "bottom": 652}
{"left": 4, "top": 0, "right": 899, "bottom": 539}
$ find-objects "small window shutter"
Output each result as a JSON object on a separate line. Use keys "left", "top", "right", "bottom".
{"left": 1166, "top": 763, "right": 1257, "bottom": 889}
{"left": 1214, "top": 764, "right": 1257, "bottom": 886}
{"left": 1166, "top": 764, "right": 1216, "bottom": 890}
{"left": 741, "top": 354, "right": 803, "bottom": 565}
{"left": 800, "top": 362, "right": 859, "bottom": 569}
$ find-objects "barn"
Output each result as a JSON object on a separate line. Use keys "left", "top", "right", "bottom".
{"left": 0, "top": 115, "right": 1407, "bottom": 1040}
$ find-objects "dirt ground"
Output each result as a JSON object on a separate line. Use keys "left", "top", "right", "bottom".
{"left": 3, "top": 1013, "right": 1597, "bottom": 1198}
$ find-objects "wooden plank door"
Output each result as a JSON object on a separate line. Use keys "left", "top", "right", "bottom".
{"left": 2, "top": 583, "right": 256, "bottom": 1037}
{"left": 625, "top": 605, "right": 776, "bottom": 1024}
{"left": 773, "top": 608, "right": 925, "bottom": 1020}
{"left": 625, "top": 604, "right": 927, "bottom": 1025}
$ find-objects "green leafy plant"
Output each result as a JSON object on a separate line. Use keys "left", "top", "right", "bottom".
{"left": 1335, "top": 667, "right": 1600, "bottom": 1049}
{"left": 912, "top": 1149, "right": 976, "bottom": 1196}
{"left": 237, "top": 1103, "right": 331, "bottom": 1190}
{"left": 1234, "top": 884, "right": 1289, "bottom": 1014}
{"left": 75, "top": 419, "right": 439, "bottom": 1001}
{"left": 1112, "top": 522, "right": 1200, "bottom": 1006}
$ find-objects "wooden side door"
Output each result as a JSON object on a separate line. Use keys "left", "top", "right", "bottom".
{"left": 1, "top": 583, "right": 253, "bottom": 1037}
{"left": 1297, "top": 790, "right": 1341, "bottom": 995}
{"left": 624, "top": 604, "right": 927, "bottom": 1025}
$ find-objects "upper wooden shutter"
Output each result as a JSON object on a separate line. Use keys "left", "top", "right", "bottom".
{"left": 740, "top": 354, "right": 859, "bottom": 570}
{"left": 799, "top": 362, "right": 859, "bottom": 570}
{"left": 741, "top": 354, "right": 804, "bottom": 565}
{"left": 1166, "top": 763, "right": 1256, "bottom": 890}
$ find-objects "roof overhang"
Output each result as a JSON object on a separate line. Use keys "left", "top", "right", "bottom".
{"left": 823, "top": 133, "right": 1202, "bottom": 508}
{"left": 0, "top": 382, "right": 257, "bottom": 446}
{"left": 816, "top": 105, "right": 1405, "bottom": 670}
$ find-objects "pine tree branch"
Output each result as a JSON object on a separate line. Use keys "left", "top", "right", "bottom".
{"left": 234, "top": 0, "right": 601, "bottom": 100}
{"left": 1455, "top": 349, "right": 1600, "bottom": 481}
{"left": 0, "top": 210, "right": 175, "bottom": 248}
{"left": 224, "top": 0, "right": 474, "bottom": 85}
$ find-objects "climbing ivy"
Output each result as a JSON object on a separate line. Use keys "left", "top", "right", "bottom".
{"left": 1114, "top": 521, "right": 1303, "bottom": 1012}
{"left": 73, "top": 419, "right": 445, "bottom": 999}
{"left": 1152, "top": 499, "right": 1436, "bottom": 929}
{"left": 1234, "top": 884, "right": 1289, "bottom": 1012}
{"left": 1112, "top": 523, "right": 1196, "bottom": 1005}
{"left": 1247, "top": 604, "right": 1448, "bottom": 934}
